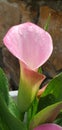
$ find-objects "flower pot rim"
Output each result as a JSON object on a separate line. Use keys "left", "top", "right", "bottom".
{"left": 9, "top": 90, "right": 18, "bottom": 101}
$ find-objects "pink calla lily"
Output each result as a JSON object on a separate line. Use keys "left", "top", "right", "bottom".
{"left": 3, "top": 22, "right": 53, "bottom": 112}
{"left": 34, "top": 123, "right": 62, "bottom": 130}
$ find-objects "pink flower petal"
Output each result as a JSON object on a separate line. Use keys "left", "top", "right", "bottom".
{"left": 37, "top": 84, "right": 47, "bottom": 98}
{"left": 3, "top": 22, "right": 53, "bottom": 70}
{"left": 34, "top": 123, "right": 62, "bottom": 130}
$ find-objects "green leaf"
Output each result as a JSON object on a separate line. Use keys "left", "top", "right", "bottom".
{"left": 8, "top": 96, "right": 20, "bottom": 119}
{"left": 37, "top": 94, "right": 56, "bottom": 112}
{"left": 0, "top": 118, "right": 9, "bottom": 130}
{"left": 29, "top": 101, "right": 62, "bottom": 129}
{"left": 41, "top": 72, "right": 62, "bottom": 103}
{"left": 0, "top": 95, "right": 27, "bottom": 130}
{"left": 54, "top": 112, "right": 62, "bottom": 126}
{"left": 37, "top": 73, "right": 62, "bottom": 112}
{"left": 0, "top": 68, "right": 9, "bottom": 105}
{"left": 54, "top": 118, "right": 62, "bottom": 126}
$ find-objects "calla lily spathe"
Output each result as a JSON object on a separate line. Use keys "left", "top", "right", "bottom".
{"left": 3, "top": 22, "right": 53, "bottom": 112}
{"left": 34, "top": 123, "right": 62, "bottom": 130}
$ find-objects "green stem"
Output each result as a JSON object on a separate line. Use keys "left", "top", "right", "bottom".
{"left": 44, "top": 13, "right": 51, "bottom": 31}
